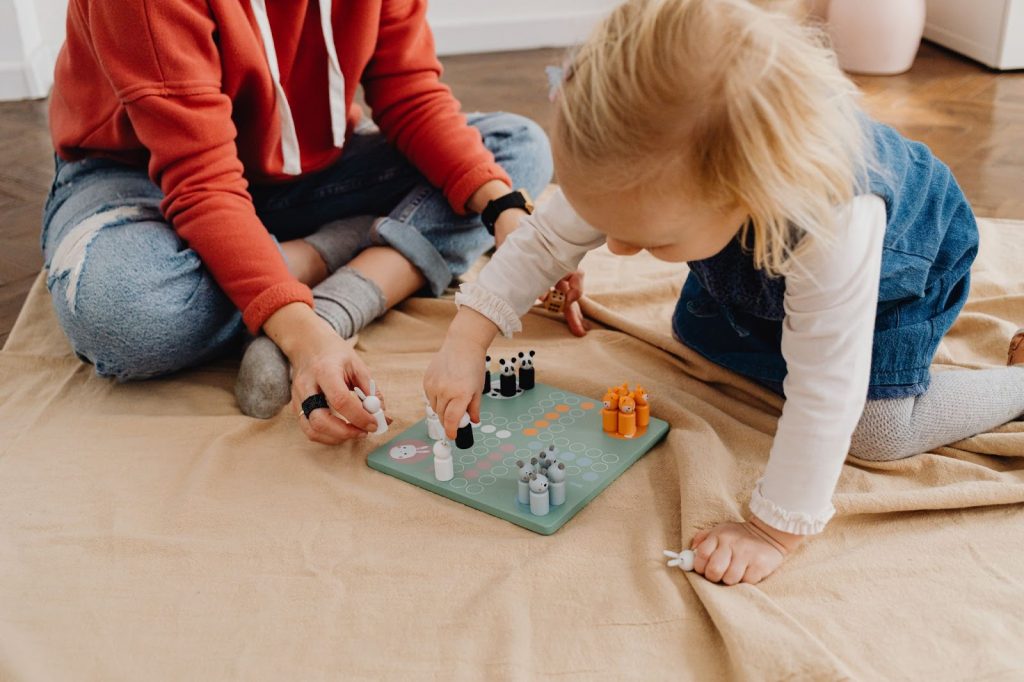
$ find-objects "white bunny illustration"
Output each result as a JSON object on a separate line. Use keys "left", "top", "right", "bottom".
{"left": 354, "top": 380, "right": 388, "bottom": 435}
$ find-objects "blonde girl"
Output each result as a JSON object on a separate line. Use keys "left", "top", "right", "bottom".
{"left": 424, "top": 0, "right": 1024, "bottom": 584}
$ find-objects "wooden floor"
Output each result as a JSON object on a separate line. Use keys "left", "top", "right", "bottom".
{"left": 1, "top": 42, "right": 1022, "bottom": 345}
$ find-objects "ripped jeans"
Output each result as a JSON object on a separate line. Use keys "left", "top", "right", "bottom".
{"left": 41, "top": 112, "right": 553, "bottom": 379}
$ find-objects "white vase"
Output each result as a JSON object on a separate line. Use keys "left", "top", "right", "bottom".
{"left": 826, "top": 0, "right": 926, "bottom": 75}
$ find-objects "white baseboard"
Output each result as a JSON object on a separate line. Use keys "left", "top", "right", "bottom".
{"left": 431, "top": 9, "right": 607, "bottom": 56}
{"left": 0, "top": 43, "right": 56, "bottom": 101}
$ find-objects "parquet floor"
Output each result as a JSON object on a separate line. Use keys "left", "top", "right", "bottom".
{"left": 1, "top": 42, "right": 1022, "bottom": 345}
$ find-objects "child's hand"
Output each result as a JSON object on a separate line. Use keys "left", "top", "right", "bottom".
{"left": 690, "top": 517, "right": 804, "bottom": 585}
{"left": 542, "top": 270, "right": 588, "bottom": 337}
{"left": 424, "top": 308, "right": 501, "bottom": 438}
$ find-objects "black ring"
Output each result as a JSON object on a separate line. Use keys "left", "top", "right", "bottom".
{"left": 301, "top": 393, "right": 329, "bottom": 418}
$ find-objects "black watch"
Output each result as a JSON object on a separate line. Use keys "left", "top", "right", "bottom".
{"left": 481, "top": 189, "right": 535, "bottom": 235}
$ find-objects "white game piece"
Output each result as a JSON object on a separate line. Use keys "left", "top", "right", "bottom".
{"left": 433, "top": 440, "right": 454, "bottom": 482}
{"left": 517, "top": 470, "right": 531, "bottom": 505}
{"left": 425, "top": 405, "right": 446, "bottom": 441}
{"left": 354, "top": 380, "right": 387, "bottom": 435}
{"left": 548, "top": 462, "right": 567, "bottom": 506}
{"left": 528, "top": 473, "right": 550, "bottom": 516}
{"left": 663, "top": 549, "right": 695, "bottom": 572}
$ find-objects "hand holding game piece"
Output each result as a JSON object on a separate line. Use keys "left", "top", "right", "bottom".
{"left": 423, "top": 311, "right": 497, "bottom": 437}
{"left": 353, "top": 380, "right": 388, "bottom": 435}
{"left": 541, "top": 271, "right": 588, "bottom": 337}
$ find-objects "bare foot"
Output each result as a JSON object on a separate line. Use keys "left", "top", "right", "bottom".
{"left": 1008, "top": 329, "right": 1024, "bottom": 366}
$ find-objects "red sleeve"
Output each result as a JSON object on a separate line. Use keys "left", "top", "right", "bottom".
{"left": 83, "top": 0, "right": 312, "bottom": 333}
{"left": 361, "top": 0, "right": 512, "bottom": 215}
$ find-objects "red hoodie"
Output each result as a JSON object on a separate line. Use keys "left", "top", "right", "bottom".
{"left": 50, "top": 0, "right": 511, "bottom": 333}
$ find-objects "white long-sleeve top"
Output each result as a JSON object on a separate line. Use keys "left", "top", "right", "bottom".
{"left": 456, "top": 189, "right": 886, "bottom": 535}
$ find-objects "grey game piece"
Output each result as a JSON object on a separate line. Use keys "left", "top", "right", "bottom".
{"left": 548, "top": 462, "right": 567, "bottom": 506}
{"left": 528, "top": 473, "right": 550, "bottom": 516}
{"left": 517, "top": 470, "right": 531, "bottom": 505}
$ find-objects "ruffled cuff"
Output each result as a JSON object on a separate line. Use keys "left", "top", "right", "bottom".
{"left": 748, "top": 480, "right": 834, "bottom": 535}
{"left": 454, "top": 283, "right": 522, "bottom": 338}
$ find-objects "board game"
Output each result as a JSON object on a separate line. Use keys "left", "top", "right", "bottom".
{"left": 366, "top": 380, "right": 669, "bottom": 535}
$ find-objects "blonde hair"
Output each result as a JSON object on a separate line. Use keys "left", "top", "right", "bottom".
{"left": 555, "top": 0, "right": 871, "bottom": 274}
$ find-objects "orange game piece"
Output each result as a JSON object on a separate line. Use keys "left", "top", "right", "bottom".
{"left": 601, "top": 389, "right": 619, "bottom": 433}
{"left": 617, "top": 394, "right": 637, "bottom": 438}
{"left": 634, "top": 385, "right": 650, "bottom": 428}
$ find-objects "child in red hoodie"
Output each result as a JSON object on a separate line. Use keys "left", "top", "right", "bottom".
{"left": 43, "top": 0, "right": 552, "bottom": 443}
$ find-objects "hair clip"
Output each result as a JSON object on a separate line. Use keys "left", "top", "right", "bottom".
{"left": 545, "top": 65, "right": 565, "bottom": 102}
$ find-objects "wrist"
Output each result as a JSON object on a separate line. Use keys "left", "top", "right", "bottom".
{"left": 748, "top": 515, "right": 806, "bottom": 553}
{"left": 493, "top": 208, "right": 528, "bottom": 247}
{"left": 263, "top": 302, "right": 335, "bottom": 360}
{"left": 466, "top": 179, "right": 512, "bottom": 214}
{"left": 445, "top": 307, "right": 500, "bottom": 352}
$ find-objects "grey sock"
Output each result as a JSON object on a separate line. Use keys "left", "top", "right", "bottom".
{"left": 849, "top": 367, "right": 1024, "bottom": 461}
{"left": 303, "top": 215, "right": 378, "bottom": 273}
{"left": 234, "top": 267, "right": 387, "bottom": 418}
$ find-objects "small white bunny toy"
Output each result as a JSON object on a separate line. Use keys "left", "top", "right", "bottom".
{"left": 354, "top": 380, "right": 388, "bottom": 435}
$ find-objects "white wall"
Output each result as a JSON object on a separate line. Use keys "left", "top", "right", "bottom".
{"left": 427, "top": 0, "right": 617, "bottom": 55}
{"left": 0, "top": 0, "right": 609, "bottom": 101}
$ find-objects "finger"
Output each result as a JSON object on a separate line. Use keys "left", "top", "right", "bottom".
{"left": 693, "top": 536, "right": 718, "bottom": 574}
{"left": 741, "top": 564, "right": 768, "bottom": 585}
{"left": 555, "top": 278, "right": 571, "bottom": 294}
{"left": 468, "top": 390, "right": 482, "bottom": 424}
{"left": 292, "top": 373, "right": 327, "bottom": 420}
{"left": 319, "top": 371, "right": 376, "bottom": 431}
{"left": 296, "top": 406, "right": 335, "bottom": 445}
{"left": 565, "top": 301, "right": 587, "bottom": 337}
{"left": 704, "top": 546, "right": 733, "bottom": 583}
{"left": 439, "top": 398, "right": 462, "bottom": 438}
{"left": 307, "top": 408, "right": 369, "bottom": 444}
{"left": 690, "top": 530, "right": 710, "bottom": 549}
{"left": 721, "top": 555, "right": 748, "bottom": 586}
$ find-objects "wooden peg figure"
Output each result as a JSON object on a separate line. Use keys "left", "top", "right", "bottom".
{"left": 618, "top": 394, "right": 637, "bottom": 439}
{"left": 601, "top": 388, "right": 619, "bottom": 433}
{"left": 634, "top": 385, "right": 650, "bottom": 428}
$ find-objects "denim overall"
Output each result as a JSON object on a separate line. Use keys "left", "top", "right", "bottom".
{"left": 673, "top": 120, "right": 979, "bottom": 400}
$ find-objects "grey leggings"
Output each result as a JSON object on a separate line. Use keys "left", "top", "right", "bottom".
{"left": 849, "top": 367, "right": 1024, "bottom": 461}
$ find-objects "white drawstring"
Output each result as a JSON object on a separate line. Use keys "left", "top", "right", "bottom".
{"left": 318, "top": 0, "right": 347, "bottom": 148}
{"left": 249, "top": 0, "right": 346, "bottom": 176}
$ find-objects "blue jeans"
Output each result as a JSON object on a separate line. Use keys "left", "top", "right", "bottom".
{"left": 41, "top": 112, "right": 553, "bottom": 380}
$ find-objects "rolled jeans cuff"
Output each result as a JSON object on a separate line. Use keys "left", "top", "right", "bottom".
{"left": 369, "top": 217, "right": 453, "bottom": 297}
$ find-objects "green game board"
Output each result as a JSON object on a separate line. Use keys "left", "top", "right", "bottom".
{"left": 366, "top": 382, "right": 669, "bottom": 535}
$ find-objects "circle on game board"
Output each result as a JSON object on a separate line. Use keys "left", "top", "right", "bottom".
{"left": 580, "top": 402, "right": 596, "bottom": 410}
{"left": 491, "top": 466, "right": 509, "bottom": 477}
{"left": 577, "top": 457, "right": 592, "bottom": 466}
{"left": 582, "top": 472, "right": 599, "bottom": 482}
{"left": 566, "top": 466, "right": 582, "bottom": 476}
{"left": 496, "top": 430, "right": 512, "bottom": 439}
{"left": 545, "top": 412, "right": 559, "bottom": 420}
{"left": 570, "top": 408, "right": 585, "bottom": 417}
{"left": 492, "top": 416, "right": 508, "bottom": 426}
{"left": 523, "top": 428, "right": 538, "bottom": 436}
{"left": 569, "top": 442, "right": 586, "bottom": 453}
{"left": 465, "top": 469, "right": 480, "bottom": 479}
{"left": 602, "top": 453, "right": 620, "bottom": 464}
{"left": 565, "top": 396, "right": 580, "bottom": 406}
{"left": 528, "top": 442, "right": 544, "bottom": 451}
{"left": 507, "top": 423, "right": 522, "bottom": 432}
{"left": 483, "top": 437, "right": 500, "bottom": 447}
{"left": 549, "top": 424, "right": 564, "bottom": 433}
{"left": 560, "top": 452, "right": 576, "bottom": 462}
{"left": 556, "top": 404, "right": 571, "bottom": 413}
{"left": 465, "top": 484, "right": 484, "bottom": 495}
{"left": 479, "top": 411, "right": 493, "bottom": 421}
{"left": 518, "top": 415, "right": 532, "bottom": 423}
{"left": 554, "top": 437, "right": 570, "bottom": 447}
{"left": 473, "top": 444, "right": 487, "bottom": 455}
{"left": 481, "top": 424, "right": 496, "bottom": 434}
{"left": 459, "top": 454, "right": 476, "bottom": 465}
{"left": 586, "top": 448, "right": 603, "bottom": 458}
{"left": 550, "top": 392, "right": 566, "bottom": 400}
{"left": 539, "top": 399, "right": 555, "bottom": 408}
{"left": 538, "top": 432, "right": 553, "bottom": 442}
{"left": 515, "top": 448, "right": 531, "bottom": 458}
{"left": 528, "top": 407, "right": 544, "bottom": 416}
{"left": 454, "top": 464, "right": 464, "bottom": 473}
{"left": 477, "top": 460, "right": 493, "bottom": 471}
{"left": 451, "top": 478, "right": 468, "bottom": 488}
{"left": 592, "top": 462, "right": 609, "bottom": 473}
{"left": 503, "top": 457, "right": 518, "bottom": 467}
{"left": 489, "top": 452, "right": 503, "bottom": 461}
{"left": 479, "top": 475, "right": 496, "bottom": 485}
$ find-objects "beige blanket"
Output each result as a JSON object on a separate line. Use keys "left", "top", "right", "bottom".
{"left": 1, "top": 218, "right": 1023, "bottom": 680}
